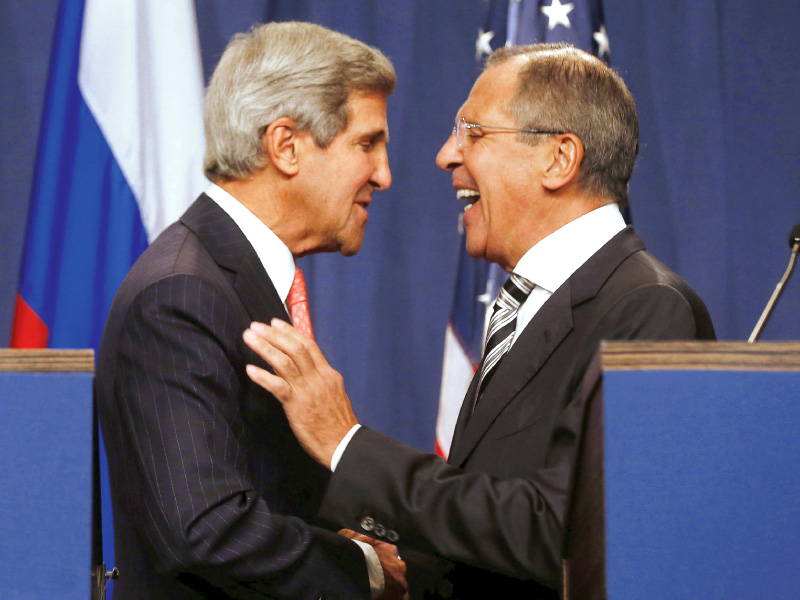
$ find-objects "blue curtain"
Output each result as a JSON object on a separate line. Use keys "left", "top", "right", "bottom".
{"left": 606, "top": 0, "right": 800, "bottom": 342}
{"left": 2, "top": 0, "right": 799, "bottom": 456}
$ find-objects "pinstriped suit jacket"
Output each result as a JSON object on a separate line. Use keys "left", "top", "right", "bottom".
{"left": 96, "top": 195, "right": 370, "bottom": 600}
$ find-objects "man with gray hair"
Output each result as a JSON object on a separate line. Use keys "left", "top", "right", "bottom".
{"left": 243, "top": 43, "right": 715, "bottom": 598}
{"left": 96, "top": 22, "right": 405, "bottom": 600}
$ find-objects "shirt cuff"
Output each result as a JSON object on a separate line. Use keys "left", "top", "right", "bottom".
{"left": 330, "top": 424, "right": 361, "bottom": 472}
{"left": 353, "top": 539, "right": 384, "bottom": 599}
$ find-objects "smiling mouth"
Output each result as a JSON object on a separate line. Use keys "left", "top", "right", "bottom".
{"left": 456, "top": 189, "right": 480, "bottom": 213}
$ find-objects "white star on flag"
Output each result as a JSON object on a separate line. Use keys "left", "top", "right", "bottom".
{"left": 594, "top": 24, "right": 610, "bottom": 58}
{"left": 541, "top": 0, "right": 575, "bottom": 30}
{"left": 475, "top": 28, "right": 495, "bottom": 59}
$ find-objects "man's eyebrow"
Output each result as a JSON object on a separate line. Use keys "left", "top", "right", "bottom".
{"left": 360, "top": 128, "right": 389, "bottom": 143}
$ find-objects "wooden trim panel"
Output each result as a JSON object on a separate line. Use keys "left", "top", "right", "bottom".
{"left": 600, "top": 341, "right": 800, "bottom": 371}
{"left": 0, "top": 349, "right": 95, "bottom": 372}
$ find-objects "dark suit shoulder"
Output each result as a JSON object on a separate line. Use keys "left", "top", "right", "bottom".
{"left": 618, "top": 246, "right": 695, "bottom": 289}
{"left": 108, "top": 222, "right": 240, "bottom": 326}
{"left": 586, "top": 245, "right": 716, "bottom": 340}
{"left": 126, "top": 222, "right": 225, "bottom": 286}
{"left": 99, "top": 222, "right": 243, "bottom": 376}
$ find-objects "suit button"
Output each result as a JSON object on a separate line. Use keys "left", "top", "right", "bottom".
{"left": 374, "top": 523, "right": 386, "bottom": 538}
{"left": 387, "top": 529, "right": 399, "bottom": 543}
{"left": 360, "top": 517, "right": 375, "bottom": 532}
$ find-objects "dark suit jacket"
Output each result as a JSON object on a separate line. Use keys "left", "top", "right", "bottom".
{"left": 318, "top": 227, "right": 716, "bottom": 599}
{"left": 96, "top": 195, "right": 370, "bottom": 600}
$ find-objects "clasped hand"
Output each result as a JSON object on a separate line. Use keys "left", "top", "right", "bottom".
{"left": 339, "top": 529, "right": 408, "bottom": 600}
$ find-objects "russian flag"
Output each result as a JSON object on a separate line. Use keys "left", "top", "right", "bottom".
{"left": 11, "top": 0, "right": 206, "bottom": 591}
{"left": 11, "top": 0, "right": 205, "bottom": 350}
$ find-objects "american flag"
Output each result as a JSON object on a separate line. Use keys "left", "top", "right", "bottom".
{"left": 435, "top": 0, "right": 610, "bottom": 458}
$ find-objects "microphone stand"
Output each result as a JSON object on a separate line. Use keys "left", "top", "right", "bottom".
{"left": 748, "top": 238, "right": 800, "bottom": 342}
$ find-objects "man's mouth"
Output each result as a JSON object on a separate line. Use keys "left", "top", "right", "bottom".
{"left": 456, "top": 189, "right": 480, "bottom": 203}
{"left": 456, "top": 189, "right": 480, "bottom": 214}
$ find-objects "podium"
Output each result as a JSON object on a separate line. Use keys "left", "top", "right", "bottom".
{"left": 563, "top": 341, "right": 800, "bottom": 599}
{"left": 0, "top": 350, "right": 101, "bottom": 599}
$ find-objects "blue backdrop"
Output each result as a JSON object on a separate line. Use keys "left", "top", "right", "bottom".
{"left": 2, "top": 0, "right": 799, "bottom": 457}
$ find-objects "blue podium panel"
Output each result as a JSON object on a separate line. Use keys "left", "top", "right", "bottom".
{"left": 603, "top": 370, "right": 800, "bottom": 599}
{"left": 0, "top": 371, "right": 94, "bottom": 599}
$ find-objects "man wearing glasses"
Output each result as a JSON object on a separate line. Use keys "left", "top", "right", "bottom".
{"left": 243, "top": 43, "right": 715, "bottom": 598}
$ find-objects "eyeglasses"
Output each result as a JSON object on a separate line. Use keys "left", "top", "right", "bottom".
{"left": 453, "top": 116, "right": 564, "bottom": 149}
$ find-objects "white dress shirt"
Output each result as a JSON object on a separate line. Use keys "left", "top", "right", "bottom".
{"left": 205, "top": 184, "right": 295, "bottom": 304}
{"left": 332, "top": 203, "right": 627, "bottom": 471}
{"left": 205, "top": 184, "right": 385, "bottom": 598}
{"left": 511, "top": 202, "right": 627, "bottom": 347}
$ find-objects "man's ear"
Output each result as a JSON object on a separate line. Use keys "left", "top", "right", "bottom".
{"left": 542, "top": 133, "right": 583, "bottom": 191}
{"left": 263, "top": 117, "right": 303, "bottom": 176}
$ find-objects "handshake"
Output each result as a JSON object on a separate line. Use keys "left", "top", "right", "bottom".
{"left": 339, "top": 528, "right": 408, "bottom": 600}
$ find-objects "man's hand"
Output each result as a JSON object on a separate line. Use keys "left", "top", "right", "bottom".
{"left": 339, "top": 529, "right": 409, "bottom": 600}
{"left": 243, "top": 320, "right": 358, "bottom": 468}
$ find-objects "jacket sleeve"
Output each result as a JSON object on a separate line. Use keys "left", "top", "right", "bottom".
{"left": 319, "top": 425, "right": 571, "bottom": 590}
{"left": 318, "top": 281, "right": 714, "bottom": 591}
{"left": 108, "top": 273, "right": 370, "bottom": 599}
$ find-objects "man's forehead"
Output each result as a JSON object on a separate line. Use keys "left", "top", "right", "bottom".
{"left": 342, "top": 91, "right": 389, "bottom": 134}
{"left": 457, "top": 88, "right": 506, "bottom": 122}
{"left": 457, "top": 62, "right": 518, "bottom": 120}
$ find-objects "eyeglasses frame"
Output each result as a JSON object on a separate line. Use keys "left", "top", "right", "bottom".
{"left": 453, "top": 116, "right": 565, "bottom": 149}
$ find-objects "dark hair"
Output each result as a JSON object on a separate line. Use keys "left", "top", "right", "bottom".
{"left": 486, "top": 43, "right": 638, "bottom": 207}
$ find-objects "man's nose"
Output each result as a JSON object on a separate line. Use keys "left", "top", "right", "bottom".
{"left": 435, "top": 131, "right": 461, "bottom": 172}
{"left": 371, "top": 148, "right": 392, "bottom": 190}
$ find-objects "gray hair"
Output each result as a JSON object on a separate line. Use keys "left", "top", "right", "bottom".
{"left": 486, "top": 43, "right": 639, "bottom": 207}
{"left": 203, "top": 21, "right": 396, "bottom": 181}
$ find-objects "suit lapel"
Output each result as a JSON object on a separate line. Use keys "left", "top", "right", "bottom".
{"left": 179, "top": 194, "right": 290, "bottom": 326}
{"left": 448, "top": 284, "right": 574, "bottom": 467}
{"left": 447, "top": 227, "right": 646, "bottom": 467}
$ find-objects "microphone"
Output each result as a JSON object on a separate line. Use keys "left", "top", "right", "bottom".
{"left": 748, "top": 222, "right": 800, "bottom": 342}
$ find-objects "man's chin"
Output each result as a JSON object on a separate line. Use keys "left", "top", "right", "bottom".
{"left": 339, "top": 246, "right": 361, "bottom": 257}
{"left": 464, "top": 235, "right": 487, "bottom": 261}
{"left": 298, "top": 235, "right": 363, "bottom": 257}
{"left": 465, "top": 240, "right": 510, "bottom": 270}
{"left": 337, "top": 235, "right": 365, "bottom": 257}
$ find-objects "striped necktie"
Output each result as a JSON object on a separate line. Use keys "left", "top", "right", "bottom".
{"left": 474, "top": 273, "right": 535, "bottom": 410}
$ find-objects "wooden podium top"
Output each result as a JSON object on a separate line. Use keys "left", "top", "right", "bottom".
{"left": 0, "top": 349, "right": 94, "bottom": 372}
{"left": 599, "top": 340, "right": 800, "bottom": 371}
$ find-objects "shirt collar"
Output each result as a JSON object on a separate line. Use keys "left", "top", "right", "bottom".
{"left": 514, "top": 203, "right": 627, "bottom": 294}
{"left": 204, "top": 183, "right": 295, "bottom": 303}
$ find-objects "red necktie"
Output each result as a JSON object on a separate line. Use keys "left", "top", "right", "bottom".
{"left": 286, "top": 267, "right": 315, "bottom": 340}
